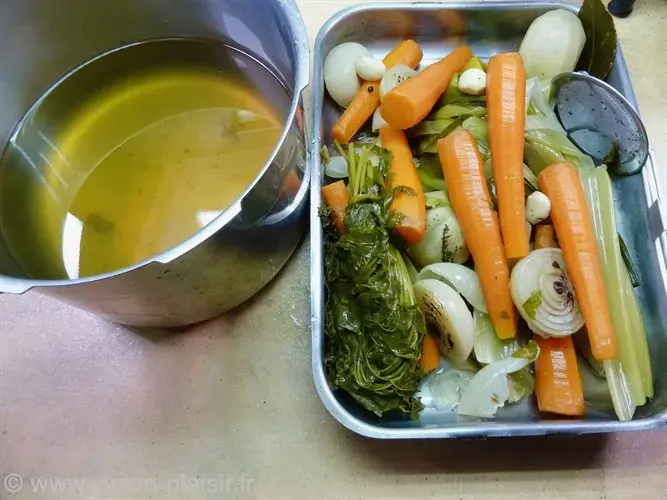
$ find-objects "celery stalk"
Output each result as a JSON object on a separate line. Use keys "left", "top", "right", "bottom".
{"left": 622, "top": 264, "right": 654, "bottom": 398}
{"left": 579, "top": 166, "right": 652, "bottom": 416}
{"left": 602, "top": 359, "right": 635, "bottom": 421}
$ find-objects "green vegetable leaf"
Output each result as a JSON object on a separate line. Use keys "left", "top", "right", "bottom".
{"left": 416, "top": 117, "right": 463, "bottom": 154}
{"left": 424, "top": 194, "right": 449, "bottom": 209}
{"left": 324, "top": 200, "right": 425, "bottom": 418}
{"left": 462, "top": 116, "right": 490, "bottom": 160}
{"left": 418, "top": 170, "right": 446, "bottom": 191}
{"left": 618, "top": 232, "right": 641, "bottom": 287}
{"left": 320, "top": 145, "right": 330, "bottom": 165}
{"left": 524, "top": 128, "right": 596, "bottom": 175}
{"left": 487, "top": 177, "right": 498, "bottom": 210}
{"left": 511, "top": 340, "right": 540, "bottom": 363}
{"left": 392, "top": 185, "right": 417, "bottom": 198}
{"left": 576, "top": 0, "right": 618, "bottom": 79}
{"left": 417, "top": 154, "right": 447, "bottom": 190}
{"left": 522, "top": 290, "right": 543, "bottom": 320}
{"left": 408, "top": 118, "right": 455, "bottom": 138}
{"left": 462, "top": 56, "right": 485, "bottom": 72}
{"left": 433, "top": 103, "right": 487, "bottom": 120}
{"left": 508, "top": 369, "right": 536, "bottom": 403}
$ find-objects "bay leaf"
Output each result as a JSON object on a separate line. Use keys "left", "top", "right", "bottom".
{"left": 576, "top": 0, "right": 618, "bottom": 79}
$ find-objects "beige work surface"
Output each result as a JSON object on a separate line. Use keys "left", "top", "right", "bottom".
{"left": 1, "top": 1, "right": 666, "bottom": 499}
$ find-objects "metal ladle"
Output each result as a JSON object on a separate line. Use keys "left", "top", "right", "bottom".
{"left": 551, "top": 71, "right": 649, "bottom": 176}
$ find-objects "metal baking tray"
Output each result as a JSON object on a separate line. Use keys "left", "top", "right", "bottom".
{"left": 309, "top": 1, "right": 667, "bottom": 438}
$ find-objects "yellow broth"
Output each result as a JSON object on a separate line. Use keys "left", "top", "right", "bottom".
{"left": 0, "top": 40, "right": 283, "bottom": 279}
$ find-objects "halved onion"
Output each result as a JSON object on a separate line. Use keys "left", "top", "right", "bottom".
{"left": 510, "top": 248, "right": 584, "bottom": 338}
{"left": 409, "top": 206, "right": 469, "bottom": 266}
{"left": 418, "top": 263, "right": 487, "bottom": 312}
{"left": 473, "top": 310, "right": 519, "bottom": 363}
{"left": 413, "top": 279, "right": 474, "bottom": 362}
{"left": 458, "top": 341, "right": 540, "bottom": 418}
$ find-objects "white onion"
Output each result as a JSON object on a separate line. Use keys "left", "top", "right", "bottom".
{"left": 473, "top": 310, "right": 521, "bottom": 364}
{"left": 413, "top": 279, "right": 475, "bottom": 362}
{"left": 458, "top": 341, "right": 540, "bottom": 418}
{"left": 418, "top": 263, "right": 487, "bottom": 313}
{"left": 324, "top": 42, "right": 371, "bottom": 108}
{"left": 510, "top": 248, "right": 585, "bottom": 337}
{"left": 417, "top": 368, "right": 475, "bottom": 411}
{"left": 324, "top": 156, "right": 349, "bottom": 179}
{"left": 371, "top": 107, "right": 389, "bottom": 131}
{"left": 519, "top": 9, "right": 586, "bottom": 80}
{"left": 409, "top": 206, "right": 469, "bottom": 266}
{"left": 379, "top": 65, "right": 417, "bottom": 100}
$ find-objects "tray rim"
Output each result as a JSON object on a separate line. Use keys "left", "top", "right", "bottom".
{"left": 308, "top": 0, "right": 667, "bottom": 439}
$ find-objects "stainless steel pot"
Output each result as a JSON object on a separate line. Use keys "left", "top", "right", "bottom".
{"left": 0, "top": 0, "right": 309, "bottom": 327}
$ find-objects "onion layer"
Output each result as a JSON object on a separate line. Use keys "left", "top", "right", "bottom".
{"left": 510, "top": 248, "right": 584, "bottom": 337}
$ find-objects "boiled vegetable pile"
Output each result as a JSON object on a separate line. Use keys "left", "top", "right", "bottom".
{"left": 320, "top": 1, "right": 653, "bottom": 421}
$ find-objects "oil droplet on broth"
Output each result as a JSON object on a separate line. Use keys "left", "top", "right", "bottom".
{"left": 0, "top": 40, "right": 284, "bottom": 279}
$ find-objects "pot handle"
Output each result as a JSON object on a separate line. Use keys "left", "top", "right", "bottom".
{"left": 259, "top": 139, "right": 311, "bottom": 227}
{"left": 0, "top": 276, "right": 33, "bottom": 294}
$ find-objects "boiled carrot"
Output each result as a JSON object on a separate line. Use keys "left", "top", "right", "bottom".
{"left": 532, "top": 221, "right": 584, "bottom": 416}
{"left": 487, "top": 52, "right": 529, "bottom": 261}
{"left": 321, "top": 180, "right": 350, "bottom": 234}
{"left": 534, "top": 224, "right": 555, "bottom": 249}
{"left": 538, "top": 162, "right": 617, "bottom": 361}
{"left": 420, "top": 332, "right": 441, "bottom": 373}
{"left": 437, "top": 129, "right": 516, "bottom": 339}
{"left": 381, "top": 45, "right": 472, "bottom": 130}
{"left": 534, "top": 336, "right": 586, "bottom": 416}
{"left": 379, "top": 127, "right": 426, "bottom": 245}
{"left": 332, "top": 40, "right": 423, "bottom": 145}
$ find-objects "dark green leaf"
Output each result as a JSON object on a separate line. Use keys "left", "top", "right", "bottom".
{"left": 487, "top": 177, "right": 498, "bottom": 210}
{"left": 323, "top": 172, "right": 425, "bottom": 418}
{"left": 392, "top": 185, "right": 417, "bottom": 198}
{"left": 576, "top": 0, "right": 618, "bottom": 79}
{"left": 602, "top": 139, "right": 626, "bottom": 175}
{"left": 618, "top": 232, "right": 641, "bottom": 287}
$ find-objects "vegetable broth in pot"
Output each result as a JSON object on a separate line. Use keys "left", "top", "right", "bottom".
{"left": 0, "top": 39, "right": 287, "bottom": 279}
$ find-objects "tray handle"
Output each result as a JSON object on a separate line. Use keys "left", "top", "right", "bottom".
{"left": 643, "top": 149, "right": 667, "bottom": 293}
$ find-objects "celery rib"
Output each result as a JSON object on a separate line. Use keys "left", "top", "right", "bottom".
{"left": 579, "top": 166, "right": 653, "bottom": 419}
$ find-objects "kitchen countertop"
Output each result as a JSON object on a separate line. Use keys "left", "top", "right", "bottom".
{"left": 1, "top": 0, "right": 666, "bottom": 499}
